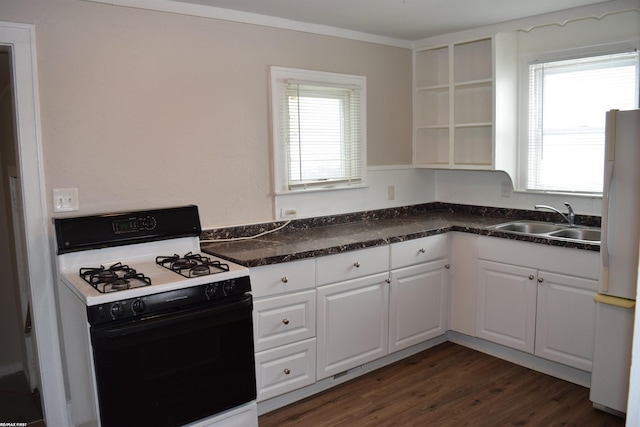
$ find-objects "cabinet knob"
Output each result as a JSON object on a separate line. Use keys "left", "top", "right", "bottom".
{"left": 282, "top": 318, "right": 290, "bottom": 325}
{"left": 419, "top": 248, "right": 426, "bottom": 253}
{"left": 284, "top": 368, "right": 291, "bottom": 375}
{"left": 354, "top": 261, "right": 361, "bottom": 268}
{"left": 385, "top": 278, "right": 391, "bottom": 283}
{"left": 281, "top": 277, "right": 288, "bottom": 283}
{"left": 445, "top": 264, "right": 450, "bottom": 269}
{"left": 538, "top": 277, "right": 544, "bottom": 283}
{"left": 528, "top": 275, "right": 535, "bottom": 280}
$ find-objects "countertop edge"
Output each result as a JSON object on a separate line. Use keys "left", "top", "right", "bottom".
{"left": 201, "top": 210, "right": 600, "bottom": 267}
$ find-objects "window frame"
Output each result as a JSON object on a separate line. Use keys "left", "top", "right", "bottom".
{"left": 270, "top": 66, "right": 367, "bottom": 195}
{"left": 517, "top": 42, "right": 640, "bottom": 195}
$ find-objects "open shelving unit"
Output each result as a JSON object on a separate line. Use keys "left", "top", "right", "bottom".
{"left": 413, "top": 34, "right": 516, "bottom": 176}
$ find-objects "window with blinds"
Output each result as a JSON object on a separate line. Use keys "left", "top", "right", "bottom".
{"left": 271, "top": 67, "right": 366, "bottom": 193}
{"left": 525, "top": 50, "right": 639, "bottom": 194}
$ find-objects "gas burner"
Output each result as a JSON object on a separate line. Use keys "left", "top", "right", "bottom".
{"left": 156, "top": 252, "right": 230, "bottom": 278}
{"left": 79, "top": 262, "right": 152, "bottom": 293}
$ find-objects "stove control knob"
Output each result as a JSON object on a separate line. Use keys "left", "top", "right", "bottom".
{"left": 131, "top": 299, "right": 146, "bottom": 314}
{"left": 223, "top": 281, "right": 235, "bottom": 295}
{"left": 205, "top": 284, "right": 219, "bottom": 300}
{"left": 140, "top": 215, "right": 157, "bottom": 231}
{"left": 110, "top": 303, "right": 124, "bottom": 319}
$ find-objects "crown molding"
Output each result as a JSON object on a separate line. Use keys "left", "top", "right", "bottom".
{"left": 81, "top": 0, "right": 413, "bottom": 49}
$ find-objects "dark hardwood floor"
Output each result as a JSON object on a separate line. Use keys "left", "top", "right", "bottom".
{"left": 258, "top": 342, "right": 624, "bottom": 427}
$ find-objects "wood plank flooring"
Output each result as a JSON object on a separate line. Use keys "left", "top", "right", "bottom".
{"left": 258, "top": 342, "right": 624, "bottom": 427}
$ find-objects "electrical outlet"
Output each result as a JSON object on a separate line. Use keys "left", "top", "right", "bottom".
{"left": 501, "top": 181, "right": 512, "bottom": 198}
{"left": 53, "top": 188, "right": 79, "bottom": 212}
{"left": 387, "top": 185, "right": 395, "bottom": 201}
{"left": 281, "top": 208, "right": 297, "bottom": 218}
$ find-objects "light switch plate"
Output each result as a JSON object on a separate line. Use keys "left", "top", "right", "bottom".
{"left": 53, "top": 188, "right": 79, "bottom": 212}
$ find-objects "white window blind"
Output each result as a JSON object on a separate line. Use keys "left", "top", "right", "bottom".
{"left": 271, "top": 67, "right": 366, "bottom": 193}
{"left": 526, "top": 51, "right": 639, "bottom": 193}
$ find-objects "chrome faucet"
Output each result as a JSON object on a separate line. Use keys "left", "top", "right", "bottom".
{"left": 534, "top": 202, "right": 575, "bottom": 227}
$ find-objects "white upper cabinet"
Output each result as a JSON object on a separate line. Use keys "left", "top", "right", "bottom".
{"left": 413, "top": 33, "right": 517, "bottom": 179}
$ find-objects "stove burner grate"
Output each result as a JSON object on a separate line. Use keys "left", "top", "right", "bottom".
{"left": 79, "top": 262, "right": 152, "bottom": 293}
{"left": 156, "top": 252, "right": 230, "bottom": 278}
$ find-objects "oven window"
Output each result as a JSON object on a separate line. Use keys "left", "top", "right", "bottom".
{"left": 90, "top": 297, "right": 256, "bottom": 427}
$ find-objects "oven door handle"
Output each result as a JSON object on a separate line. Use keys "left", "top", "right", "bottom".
{"left": 91, "top": 294, "right": 252, "bottom": 339}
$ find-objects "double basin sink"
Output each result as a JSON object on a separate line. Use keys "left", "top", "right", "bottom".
{"left": 489, "top": 221, "right": 601, "bottom": 243}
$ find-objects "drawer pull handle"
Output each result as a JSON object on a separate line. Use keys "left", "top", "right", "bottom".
{"left": 354, "top": 262, "right": 361, "bottom": 268}
{"left": 445, "top": 264, "right": 450, "bottom": 269}
{"left": 281, "top": 277, "right": 288, "bottom": 283}
{"left": 538, "top": 277, "right": 544, "bottom": 283}
{"left": 528, "top": 275, "right": 535, "bottom": 280}
{"left": 284, "top": 368, "right": 291, "bottom": 375}
{"left": 419, "top": 248, "right": 426, "bottom": 253}
{"left": 282, "top": 318, "right": 290, "bottom": 325}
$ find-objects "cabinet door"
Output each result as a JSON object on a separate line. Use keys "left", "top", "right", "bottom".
{"left": 389, "top": 259, "right": 449, "bottom": 353}
{"left": 316, "top": 272, "right": 389, "bottom": 380}
{"left": 535, "top": 271, "right": 597, "bottom": 371}
{"left": 476, "top": 260, "right": 537, "bottom": 353}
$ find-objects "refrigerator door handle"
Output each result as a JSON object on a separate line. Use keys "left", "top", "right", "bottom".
{"left": 600, "top": 110, "right": 617, "bottom": 293}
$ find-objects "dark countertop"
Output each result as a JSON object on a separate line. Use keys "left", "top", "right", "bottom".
{"left": 201, "top": 206, "right": 600, "bottom": 267}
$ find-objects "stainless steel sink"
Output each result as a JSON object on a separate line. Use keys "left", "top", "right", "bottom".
{"left": 489, "top": 220, "right": 600, "bottom": 243}
{"left": 493, "top": 221, "right": 564, "bottom": 234}
{"left": 549, "top": 228, "right": 601, "bottom": 242}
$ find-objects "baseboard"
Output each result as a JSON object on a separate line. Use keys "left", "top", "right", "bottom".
{"left": 258, "top": 332, "right": 592, "bottom": 416}
{"left": 0, "top": 362, "right": 25, "bottom": 378}
{"left": 447, "top": 331, "right": 591, "bottom": 387}
{"left": 257, "top": 335, "right": 448, "bottom": 415}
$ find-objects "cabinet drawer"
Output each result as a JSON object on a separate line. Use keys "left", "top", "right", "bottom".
{"left": 316, "top": 246, "right": 389, "bottom": 286}
{"left": 390, "top": 234, "right": 447, "bottom": 269}
{"left": 255, "top": 338, "right": 316, "bottom": 402}
{"left": 253, "top": 290, "right": 315, "bottom": 352}
{"left": 250, "top": 259, "right": 315, "bottom": 298}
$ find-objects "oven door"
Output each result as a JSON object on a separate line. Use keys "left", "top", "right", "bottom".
{"left": 90, "top": 294, "right": 256, "bottom": 427}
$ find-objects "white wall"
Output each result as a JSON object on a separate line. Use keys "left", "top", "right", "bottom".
{"left": 435, "top": 169, "right": 602, "bottom": 216}
{"left": 274, "top": 166, "right": 435, "bottom": 221}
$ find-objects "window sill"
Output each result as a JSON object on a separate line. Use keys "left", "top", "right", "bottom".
{"left": 516, "top": 189, "right": 602, "bottom": 198}
{"left": 275, "top": 183, "right": 369, "bottom": 196}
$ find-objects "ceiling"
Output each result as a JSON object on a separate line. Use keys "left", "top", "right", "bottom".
{"left": 169, "top": 0, "right": 613, "bottom": 41}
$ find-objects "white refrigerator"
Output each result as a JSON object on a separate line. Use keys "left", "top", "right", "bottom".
{"left": 590, "top": 109, "right": 640, "bottom": 415}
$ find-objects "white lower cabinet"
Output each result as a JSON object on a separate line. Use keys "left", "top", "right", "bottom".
{"left": 476, "top": 260, "right": 537, "bottom": 353}
{"left": 251, "top": 259, "right": 316, "bottom": 402}
{"left": 534, "top": 271, "right": 597, "bottom": 371}
{"left": 475, "top": 237, "right": 599, "bottom": 371}
{"left": 316, "top": 272, "right": 390, "bottom": 380}
{"left": 254, "top": 338, "right": 316, "bottom": 402}
{"left": 389, "top": 259, "right": 449, "bottom": 353}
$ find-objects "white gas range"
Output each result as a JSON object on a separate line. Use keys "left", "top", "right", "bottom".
{"left": 57, "top": 236, "right": 249, "bottom": 306}
{"left": 54, "top": 205, "right": 258, "bottom": 427}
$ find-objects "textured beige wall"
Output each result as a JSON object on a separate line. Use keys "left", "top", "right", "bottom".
{"left": 1, "top": 0, "right": 412, "bottom": 227}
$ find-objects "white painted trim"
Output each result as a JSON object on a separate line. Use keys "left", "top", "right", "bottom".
{"left": 448, "top": 331, "right": 591, "bottom": 387}
{"left": 80, "top": 0, "right": 412, "bottom": 48}
{"left": 0, "top": 21, "right": 69, "bottom": 426}
{"left": 258, "top": 330, "right": 591, "bottom": 416}
{"left": 367, "top": 164, "right": 414, "bottom": 171}
{"left": 0, "top": 362, "right": 25, "bottom": 378}
{"left": 257, "top": 335, "right": 448, "bottom": 415}
{"left": 412, "top": 0, "right": 640, "bottom": 48}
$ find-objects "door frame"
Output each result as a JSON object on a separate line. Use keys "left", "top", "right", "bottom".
{"left": 1, "top": 21, "right": 68, "bottom": 426}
